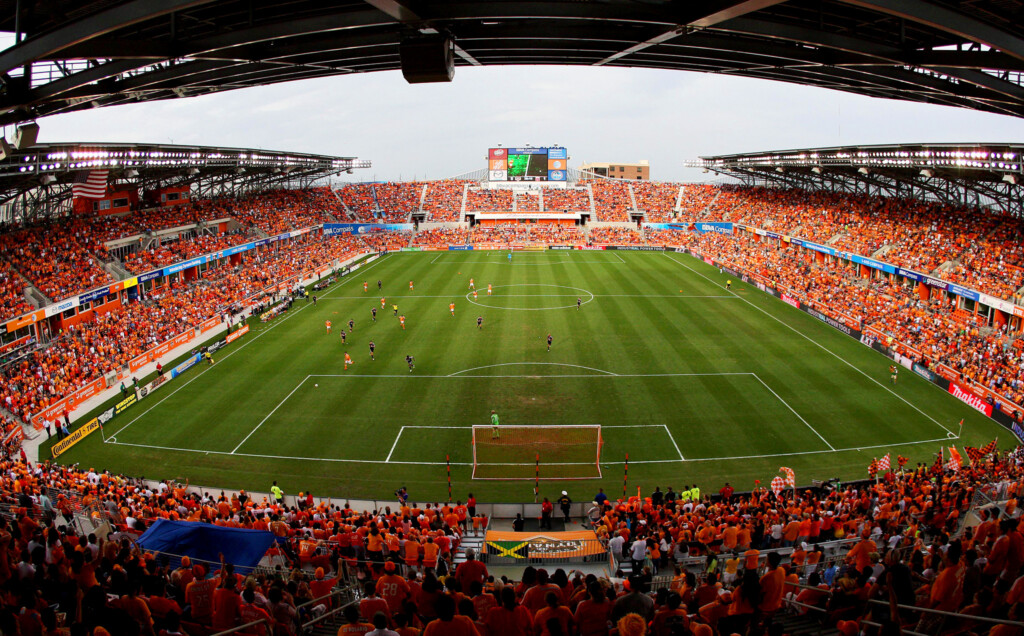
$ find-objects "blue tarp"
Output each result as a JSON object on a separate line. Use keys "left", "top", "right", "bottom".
{"left": 136, "top": 519, "right": 275, "bottom": 573}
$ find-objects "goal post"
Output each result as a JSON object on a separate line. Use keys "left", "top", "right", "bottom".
{"left": 471, "top": 425, "right": 603, "bottom": 480}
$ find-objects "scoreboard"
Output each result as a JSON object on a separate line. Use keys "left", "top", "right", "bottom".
{"left": 488, "top": 147, "right": 567, "bottom": 182}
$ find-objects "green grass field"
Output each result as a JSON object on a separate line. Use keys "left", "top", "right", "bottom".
{"left": 50, "top": 249, "right": 1010, "bottom": 502}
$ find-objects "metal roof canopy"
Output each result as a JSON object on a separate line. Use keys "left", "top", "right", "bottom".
{"left": 0, "top": 0, "right": 1024, "bottom": 124}
{"left": 689, "top": 142, "right": 1024, "bottom": 216}
{"left": 0, "top": 141, "right": 370, "bottom": 223}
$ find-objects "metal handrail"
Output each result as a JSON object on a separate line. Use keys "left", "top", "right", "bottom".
{"left": 867, "top": 598, "right": 1024, "bottom": 628}
{"left": 211, "top": 618, "right": 274, "bottom": 636}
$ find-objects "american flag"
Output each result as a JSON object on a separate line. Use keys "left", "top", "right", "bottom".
{"left": 71, "top": 170, "right": 108, "bottom": 199}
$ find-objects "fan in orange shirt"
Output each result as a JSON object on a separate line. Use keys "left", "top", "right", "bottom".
{"left": 377, "top": 561, "right": 411, "bottom": 613}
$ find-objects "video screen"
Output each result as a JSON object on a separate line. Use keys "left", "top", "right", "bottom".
{"left": 507, "top": 152, "right": 549, "bottom": 180}
{"left": 488, "top": 147, "right": 567, "bottom": 181}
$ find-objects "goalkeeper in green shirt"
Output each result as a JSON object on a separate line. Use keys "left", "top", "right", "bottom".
{"left": 491, "top": 410, "right": 500, "bottom": 439}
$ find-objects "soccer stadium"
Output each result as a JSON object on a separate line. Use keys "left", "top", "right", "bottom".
{"left": 3, "top": 2, "right": 1024, "bottom": 635}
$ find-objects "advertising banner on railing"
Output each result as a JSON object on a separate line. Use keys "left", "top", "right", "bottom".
{"left": 323, "top": 223, "right": 414, "bottom": 236}
{"left": 693, "top": 222, "right": 734, "bottom": 235}
{"left": 605, "top": 245, "right": 666, "bottom": 251}
{"left": 170, "top": 353, "right": 203, "bottom": 380}
{"left": 198, "top": 317, "right": 219, "bottom": 333}
{"left": 448, "top": 245, "right": 474, "bottom": 251}
{"left": 45, "top": 298, "right": 79, "bottom": 318}
{"left": 642, "top": 223, "right": 689, "bottom": 231}
{"left": 484, "top": 530, "right": 604, "bottom": 560}
{"left": 226, "top": 324, "right": 250, "bottom": 344}
{"left": 949, "top": 381, "right": 994, "bottom": 416}
{"left": 32, "top": 378, "right": 106, "bottom": 429}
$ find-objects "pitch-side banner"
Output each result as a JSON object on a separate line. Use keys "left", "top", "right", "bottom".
{"left": 484, "top": 530, "right": 604, "bottom": 560}
{"left": 51, "top": 417, "right": 100, "bottom": 458}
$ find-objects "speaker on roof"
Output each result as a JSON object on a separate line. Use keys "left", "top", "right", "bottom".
{"left": 399, "top": 35, "right": 455, "bottom": 84}
{"left": 14, "top": 122, "right": 39, "bottom": 150}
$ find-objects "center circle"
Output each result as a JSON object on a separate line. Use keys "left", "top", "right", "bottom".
{"left": 465, "top": 284, "right": 595, "bottom": 311}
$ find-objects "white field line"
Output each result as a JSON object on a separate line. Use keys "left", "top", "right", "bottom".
{"left": 753, "top": 373, "right": 835, "bottom": 451}
{"left": 322, "top": 294, "right": 736, "bottom": 299}
{"left": 231, "top": 375, "right": 310, "bottom": 453}
{"left": 107, "top": 434, "right": 956, "bottom": 466}
{"left": 308, "top": 372, "right": 755, "bottom": 378}
{"left": 448, "top": 362, "right": 618, "bottom": 376}
{"left": 662, "top": 252, "right": 956, "bottom": 437}
{"left": 385, "top": 426, "right": 405, "bottom": 462}
{"left": 662, "top": 424, "right": 685, "bottom": 460}
{"left": 106, "top": 254, "right": 393, "bottom": 441}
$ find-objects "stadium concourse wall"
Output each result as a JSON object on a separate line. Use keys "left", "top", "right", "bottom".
{"left": 28, "top": 250, "right": 383, "bottom": 463}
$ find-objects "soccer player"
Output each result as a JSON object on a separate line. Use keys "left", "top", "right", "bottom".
{"left": 469, "top": 278, "right": 475, "bottom": 290}
{"left": 312, "top": 295, "right": 317, "bottom": 306}
{"left": 473, "top": 290, "right": 478, "bottom": 299}
{"left": 377, "top": 279, "right": 382, "bottom": 290}
{"left": 363, "top": 281, "right": 368, "bottom": 292}
{"left": 344, "top": 352, "right": 353, "bottom": 370}
{"left": 547, "top": 334, "right": 553, "bottom": 352}
{"left": 577, "top": 297, "right": 582, "bottom": 310}
{"left": 449, "top": 302, "right": 455, "bottom": 317}
{"left": 409, "top": 280, "right": 414, "bottom": 290}
{"left": 507, "top": 252, "right": 512, "bottom": 262}
{"left": 381, "top": 297, "right": 386, "bottom": 308}
{"left": 406, "top": 355, "right": 415, "bottom": 372}
{"left": 371, "top": 307, "right": 377, "bottom": 322}
{"left": 399, "top": 315, "right": 406, "bottom": 330}
{"left": 204, "top": 351, "right": 214, "bottom": 365}
{"left": 349, "top": 318, "right": 354, "bottom": 331}
{"left": 392, "top": 304, "right": 398, "bottom": 317}
{"left": 477, "top": 316, "right": 483, "bottom": 329}
{"left": 325, "top": 320, "right": 332, "bottom": 334}
{"left": 369, "top": 341, "right": 375, "bottom": 361}
{"left": 490, "top": 410, "right": 499, "bottom": 439}
{"left": 340, "top": 330, "right": 347, "bottom": 344}
{"left": 890, "top": 364, "right": 898, "bottom": 384}
{"left": 487, "top": 284, "right": 492, "bottom": 296}
{"left": 726, "top": 279, "right": 732, "bottom": 290}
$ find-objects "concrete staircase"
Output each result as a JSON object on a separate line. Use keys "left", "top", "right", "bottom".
{"left": 586, "top": 183, "right": 596, "bottom": 218}
{"left": 452, "top": 533, "right": 486, "bottom": 566}
{"left": 331, "top": 187, "right": 357, "bottom": 220}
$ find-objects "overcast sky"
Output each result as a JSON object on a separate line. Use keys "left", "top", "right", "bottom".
{"left": 28, "top": 65, "right": 1024, "bottom": 183}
